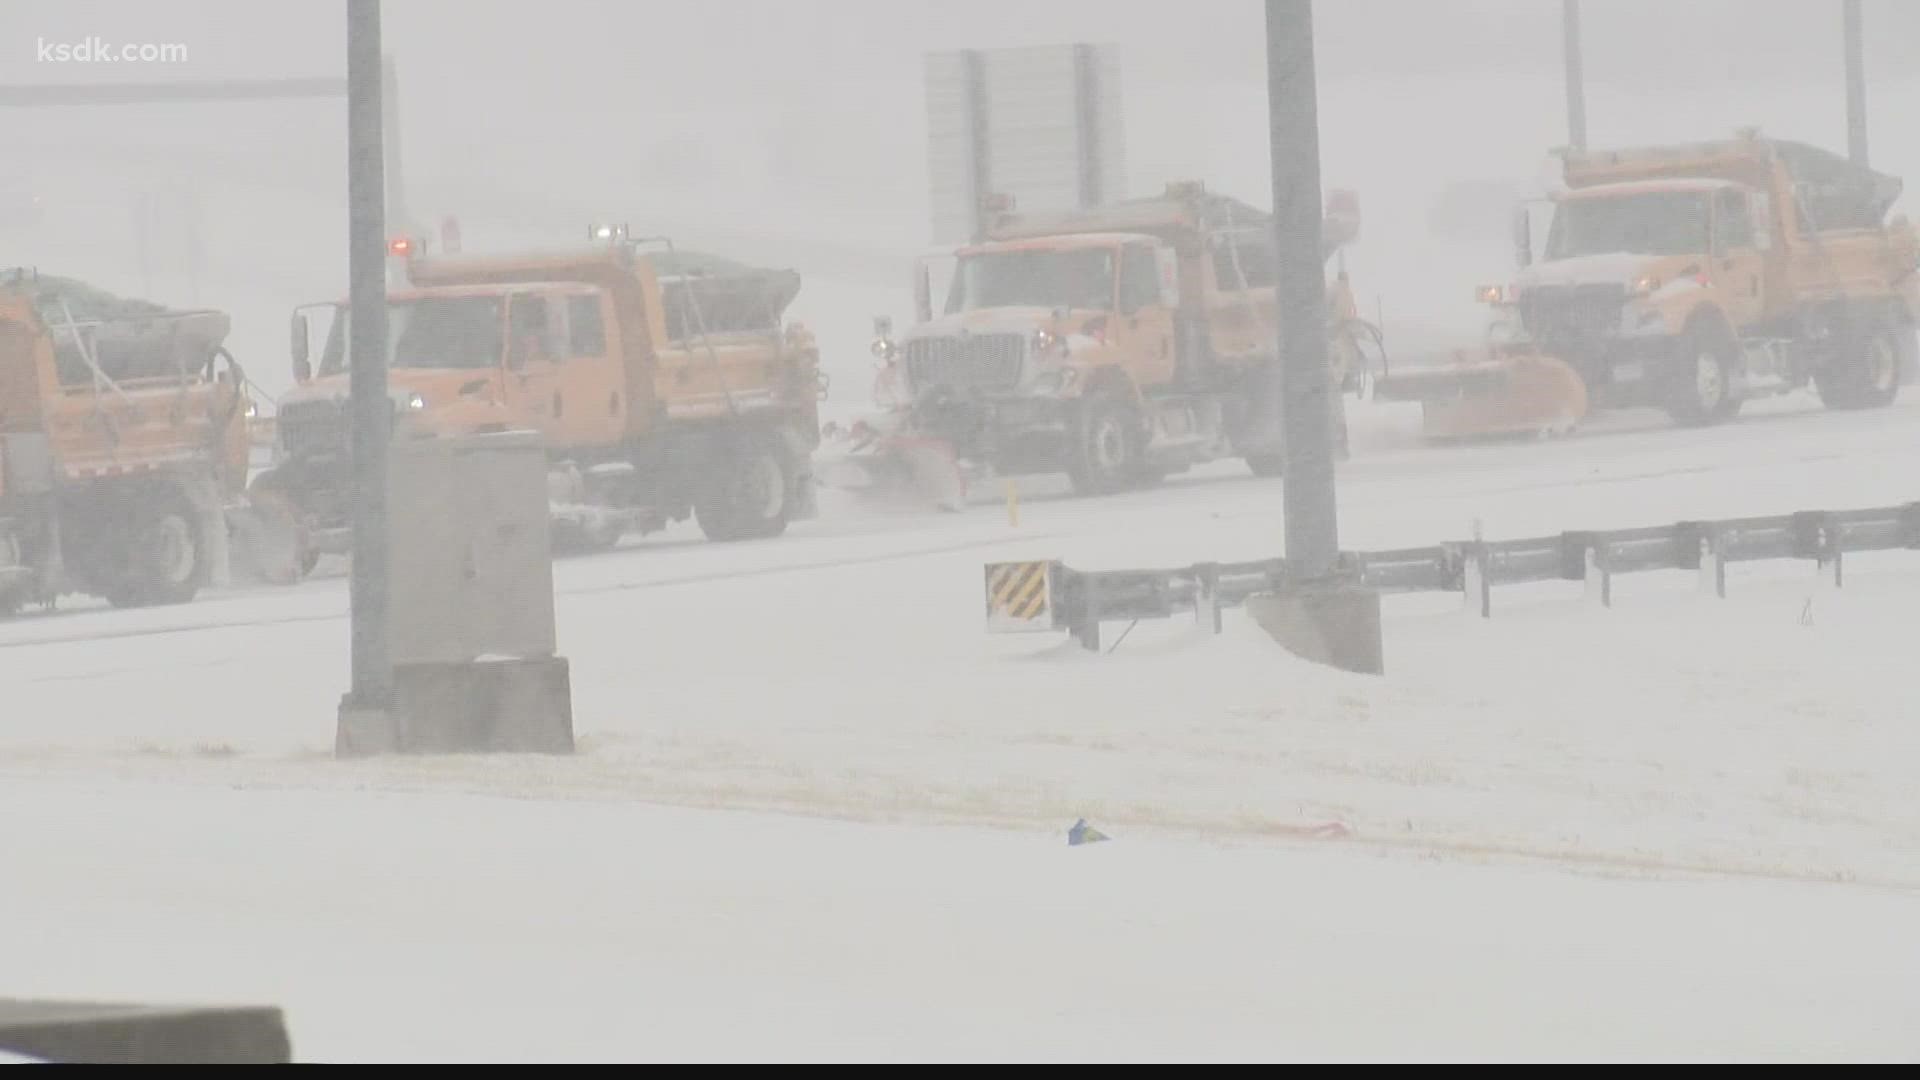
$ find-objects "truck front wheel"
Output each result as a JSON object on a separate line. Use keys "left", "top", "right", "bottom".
{"left": 696, "top": 435, "right": 792, "bottom": 542}
{"left": 1244, "top": 453, "right": 1286, "bottom": 478}
{"left": 1067, "top": 391, "right": 1142, "bottom": 496}
{"left": 1664, "top": 324, "right": 1741, "bottom": 426}
{"left": 1816, "top": 325, "right": 1902, "bottom": 410}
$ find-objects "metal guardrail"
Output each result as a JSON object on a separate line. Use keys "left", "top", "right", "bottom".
{"left": 985, "top": 502, "right": 1920, "bottom": 650}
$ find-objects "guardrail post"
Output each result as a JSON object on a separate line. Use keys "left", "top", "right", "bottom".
{"left": 1582, "top": 541, "right": 1611, "bottom": 608}
{"left": 1071, "top": 575, "right": 1102, "bottom": 652}
{"left": 1193, "top": 562, "right": 1223, "bottom": 635}
{"left": 1793, "top": 511, "right": 1842, "bottom": 590}
{"left": 1460, "top": 541, "right": 1491, "bottom": 619}
{"left": 1695, "top": 527, "right": 1726, "bottom": 599}
{"left": 1561, "top": 531, "right": 1609, "bottom": 609}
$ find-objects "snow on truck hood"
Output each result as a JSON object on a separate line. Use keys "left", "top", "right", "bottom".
{"left": 1515, "top": 252, "right": 1656, "bottom": 290}
{"left": 901, "top": 306, "right": 1085, "bottom": 342}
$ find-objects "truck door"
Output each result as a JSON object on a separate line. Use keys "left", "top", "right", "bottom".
{"left": 1115, "top": 242, "right": 1176, "bottom": 388}
{"left": 506, "top": 288, "right": 627, "bottom": 448}
{"left": 504, "top": 290, "right": 566, "bottom": 438}
{"left": 1711, "top": 187, "right": 1767, "bottom": 330}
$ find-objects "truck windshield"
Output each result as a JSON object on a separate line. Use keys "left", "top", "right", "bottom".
{"left": 944, "top": 248, "right": 1115, "bottom": 314}
{"left": 316, "top": 295, "right": 506, "bottom": 376}
{"left": 1545, "top": 191, "right": 1711, "bottom": 259}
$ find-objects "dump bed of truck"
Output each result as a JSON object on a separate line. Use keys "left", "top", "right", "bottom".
{"left": 984, "top": 186, "right": 1271, "bottom": 252}
{"left": 407, "top": 247, "right": 801, "bottom": 322}
{"left": 1, "top": 274, "right": 245, "bottom": 490}
{"left": 1563, "top": 133, "right": 1904, "bottom": 231}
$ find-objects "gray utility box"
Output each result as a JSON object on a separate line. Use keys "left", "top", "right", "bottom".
{"left": 337, "top": 430, "right": 575, "bottom": 756}
{"left": 389, "top": 430, "right": 557, "bottom": 665}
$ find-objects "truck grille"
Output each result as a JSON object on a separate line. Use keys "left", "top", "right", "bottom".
{"left": 902, "top": 333, "right": 1025, "bottom": 394}
{"left": 276, "top": 398, "right": 347, "bottom": 459}
{"left": 1518, "top": 284, "right": 1627, "bottom": 347}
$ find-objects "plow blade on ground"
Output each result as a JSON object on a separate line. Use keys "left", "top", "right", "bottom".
{"left": 815, "top": 420, "right": 972, "bottom": 514}
{"left": 1372, "top": 349, "right": 1590, "bottom": 441}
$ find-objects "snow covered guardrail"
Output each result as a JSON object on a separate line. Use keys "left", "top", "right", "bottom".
{"left": 985, "top": 502, "right": 1920, "bottom": 650}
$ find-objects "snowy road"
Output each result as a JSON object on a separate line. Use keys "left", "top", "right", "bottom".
{"left": 4, "top": 393, "right": 1920, "bottom": 1060}
{"left": 5, "top": 779, "right": 1916, "bottom": 1063}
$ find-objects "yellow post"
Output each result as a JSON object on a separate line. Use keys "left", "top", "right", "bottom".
{"left": 1005, "top": 479, "right": 1020, "bottom": 528}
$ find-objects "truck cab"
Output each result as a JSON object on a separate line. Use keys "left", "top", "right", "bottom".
{"left": 258, "top": 238, "right": 823, "bottom": 567}
{"left": 850, "top": 182, "right": 1367, "bottom": 497}
{"left": 893, "top": 232, "right": 1179, "bottom": 404}
{"left": 1487, "top": 131, "right": 1918, "bottom": 424}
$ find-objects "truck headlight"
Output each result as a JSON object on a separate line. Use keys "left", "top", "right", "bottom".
{"left": 871, "top": 337, "right": 898, "bottom": 364}
{"left": 406, "top": 392, "right": 427, "bottom": 411}
{"left": 1632, "top": 275, "right": 1660, "bottom": 297}
{"left": 1032, "top": 327, "right": 1070, "bottom": 356}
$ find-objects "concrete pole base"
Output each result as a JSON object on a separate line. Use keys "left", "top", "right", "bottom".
{"left": 335, "top": 656, "right": 575, "bottom": 757}
{"left": 1245, "top": 587, "right": 1384, "bottom": 675}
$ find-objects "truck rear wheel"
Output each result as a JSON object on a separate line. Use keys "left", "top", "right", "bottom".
{"left": 696, "top": 435, "right": 791, "bottom": 542}
{"left": 109, "top": 494, "right": 203, "bottom": 607}
{"left": 1816, "top": 325, "right": 1902, "bottom": 410}
{"left": 1067, "top": 391, "right": 1142, "bottom": 496}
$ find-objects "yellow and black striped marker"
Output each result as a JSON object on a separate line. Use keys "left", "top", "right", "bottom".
{"left": 985, "top": 560, "right": 1054, "bottom": 632}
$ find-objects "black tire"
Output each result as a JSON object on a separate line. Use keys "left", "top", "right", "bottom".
{"left": 108, "top": 494, "right": 204, "bottom": 607}
{"left": 550, "top": 512, "right": 624, "bottom": 557}
{"left": 1130, "top": 463, "right": 1173, "bottom": 488}
{"left": 696, "top": 434, "right": 792, "bottom": 542}
{"left": 1663, "top": 322, "right": 1741, "bottom": 426}
{"left": 1067, "top": 391, "right": 1143, "bottom": 496}
{"left": 1245, "top": 453, "right": 1286, "bottom": 478}
{"left": 1815, "top": 324, "right": 1903, "bottom": 410}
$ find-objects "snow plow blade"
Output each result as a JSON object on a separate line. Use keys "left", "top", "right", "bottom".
{"left": 1373, "top": 350, "right": 1589, "bottom": 441}
{"left": 224, "top": 499, "right": 309, "bottom": 587}
{"left": 816, "top": 420, "right": 970, "bottom": 513}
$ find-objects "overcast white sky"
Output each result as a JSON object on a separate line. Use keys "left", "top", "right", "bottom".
{"left": 4, "top": 1, "right": 1918, "bottom": 395}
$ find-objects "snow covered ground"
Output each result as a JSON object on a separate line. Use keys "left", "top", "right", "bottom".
{"left": 4, "top": 392, "right": 1920, "bottom": 1061}
{"left": 4, "top": 780, "right": 1916, "bottom": 1063}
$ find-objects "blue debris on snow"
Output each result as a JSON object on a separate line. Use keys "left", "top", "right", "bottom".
{"left": 1068, "top": 818, "right": 1110, "bottom": 846}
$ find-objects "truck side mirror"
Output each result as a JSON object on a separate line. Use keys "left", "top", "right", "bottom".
{"left": 1512, "top": 205, "right": 1533, "bottom": 268}
{"left": 912, "top": 261, "right": 932, "bottom": 324}
{"left": 1156, "top": 246, "right": 1181, "bottom": 308}
{"left": 291, "top": 313, "right": 311, "bottom": 383}
{"left": 1751, "top": 194, "right": 1772, "bottom": 251}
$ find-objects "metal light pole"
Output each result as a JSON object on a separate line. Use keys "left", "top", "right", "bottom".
{"left": 1265, "top": 0, "right": 1338, "bottom": 578}
{"left": 1563, "top": 0, "right": 1587, "bottom": 151}
{"left": 345, "top": 0, "right": 392, "bottom": 714}
{"left": 1844, "top": 0, "right": 1868, "bottom": 165}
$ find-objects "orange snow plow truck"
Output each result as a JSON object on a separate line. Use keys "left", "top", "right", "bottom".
{"left": 0, "top": 272, "right": 259, "bottom": 614}
{"left": 817, "top": 182, "right": 1378, "bottom": 508}
{"left": 252, "top": 233, "right": 824, "bottom": 573}
{"left": 1375, "top": 129, "right": 1920, "bottom": 438}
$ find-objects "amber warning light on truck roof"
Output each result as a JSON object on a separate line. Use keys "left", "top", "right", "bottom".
{"left": 387, "top": 236, "right": 414, "bottom": 258}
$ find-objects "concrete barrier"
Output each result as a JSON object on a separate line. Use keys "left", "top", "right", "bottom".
{"left": 0, "top": 999, "right": 292, "bottom": 1064}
